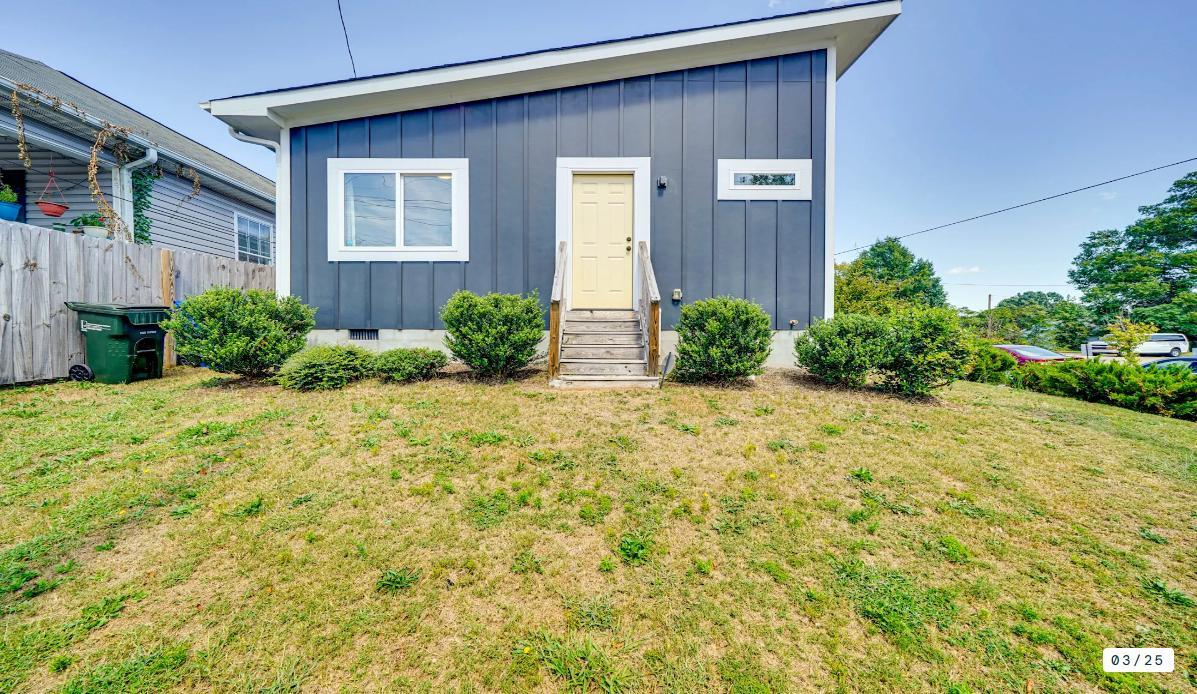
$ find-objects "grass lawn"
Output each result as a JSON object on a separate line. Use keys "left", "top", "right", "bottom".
{"left": 1, "top": 368, "right": 1195, "bottom": 692}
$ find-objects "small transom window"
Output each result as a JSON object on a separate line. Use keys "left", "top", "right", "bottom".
{"left": 717, "top": 159, "right": 813, "bottom": 200}
{"left": 328, "top": 158, "right": 469, "bottom": 262}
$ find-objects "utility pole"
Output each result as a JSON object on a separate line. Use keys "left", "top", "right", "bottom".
{"left": 986, "top": 294, "right": 993, "bottom": 339}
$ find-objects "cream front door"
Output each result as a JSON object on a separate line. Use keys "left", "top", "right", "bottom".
{"left": 571, "top": 173, "right": 634, "bottom": 309}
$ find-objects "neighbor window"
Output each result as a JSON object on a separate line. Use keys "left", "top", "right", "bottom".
{"left": 717, "top": 159, "right": 813, "bottom": 200}
{"left": 328, "top": 158, "right": 469, "bottom": 262}
{"left": 235, "top": 213, "right": 273, "bottom": 265}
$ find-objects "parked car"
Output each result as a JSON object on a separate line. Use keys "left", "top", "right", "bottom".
{"left": 1085, "top": 333, "right": 1190, "bottom": 357}
{"left": 993, "top": 344, "right": 1074, "bottom": 365}
{"left": 1144, "top": 356, "right": 1197, "bottom": 373}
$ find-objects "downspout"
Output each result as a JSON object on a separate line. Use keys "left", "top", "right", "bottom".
{"left": 229, "top": 127, "right": 285, "bottom": 290}
{"left": 114, "top": 147, "right": 158, "bottom": 241}
{"left": 228, "top": 127, "right": 278, "bottom": 153}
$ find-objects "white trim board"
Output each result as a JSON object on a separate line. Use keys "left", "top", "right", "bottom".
{"left": 203, "top": 1, "right": 900, "bottom": 138}
{"left": 555, "top": 157, "right": 652, "bottom": 311}
{"left": 824, "top": 45, "right": 837, "bottom": 320}
{"left": 275, "top": 126, "right": 291, "bottom": 295}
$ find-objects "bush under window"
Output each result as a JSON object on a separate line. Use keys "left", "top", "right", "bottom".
{"left": 374, "top": 348, "right": 448, "bottom": 383}
{"left": 161, "top": 288, "right": 315, "bottom": 378}
{"left": 441, "top": 291, "right": 543, "bottom": 378}
{"left": 276, "top": 345, "right": 375, "bottom": 391}
{"left": 672, "top": 297, "right": 773, "bottom": 382}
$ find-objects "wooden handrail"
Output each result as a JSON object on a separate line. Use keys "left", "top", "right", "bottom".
{"left": 548, "top": 241, "right": 567, "bottom": 379}
{"left": 637, "top": 241, "right": 661, "bottom": 376}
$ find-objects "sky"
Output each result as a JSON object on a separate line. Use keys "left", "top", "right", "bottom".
{"left": 5, "top": 0, "right": 1194, "bottom": 309}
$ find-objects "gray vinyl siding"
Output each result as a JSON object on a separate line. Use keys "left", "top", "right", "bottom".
{"left": 291, "top": 50, "right": 826, "bottom": 330}
{"left": 0, "top": 140, "right": 110, "bottom": 227}
{"left": 146, "top": 171, "right": 275, "bottom": 261}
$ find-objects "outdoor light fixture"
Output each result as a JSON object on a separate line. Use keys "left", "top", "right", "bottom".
{"left": 657, "top": 176, "right": 669, "bottom": 189}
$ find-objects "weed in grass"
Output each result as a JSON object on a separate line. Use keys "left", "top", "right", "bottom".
{"left": 376, "top": 568, "right": 421, "bottom": 593}
{"left": 846, "top": 508, "right": 874, "bottom": 525}
{"left": 289, "top": 493, "right": 314, "bottom": 508}
{"left": 809, "top": 441, "right": 828, "bottom": 454}
{"left": 836, "top": 560, "right": 956, "bottom": 648}
{"left": 1140, "top": 577, "right": 1194, "bottom": 607}
{"left": 1137, "top": 527, "right": 1167, "bottom": 545}
{"left": 753, "top": 405, "right": 774, "bottom": 416}
{"left": 511, "top": 550, "right": 543, "bottom": 575}
{"left": 1082, "top": 466, "right": 1105, "bottom": 476}
{"left": 466, "top": 491, "right": 512, "bottom": 529}
{"left": 60, "top": 644, "right": 189, "bottom": 693}
{"left": 578, "top": 495, "right": 613, "bottom": 526}
{"left": 515, "top": 632, "right": 633, "bottom": 693}
{"left": 1012, "top": 622, "right": 1057, "bottom": 646}
{"left": 608, "top": 435, "right": 638, "bottom": 452}
{"left": 820, "top": 423, "right": 844, "bottom": 436}
{"left": 862, "top": 489, "right": 919, "bottom": 516}
{"left": 910, "top": 420, "right": 930, "bottom": 431}
{"left": 1, "top": 564, "right": 38, "bottom": 594}
{"left": 94, "top": 540, "right": 115, "bottom": 552}
{"left": 55, "top": 560, "right": 77, "bottom": 574}
{"left": 714, "top": 416, "right": 739, "bottom": 427}
{"left": 757, "top": 560, "right": 790, "bottom": 584}
{"left": 941, "top": 492, "right": 994, "bottom": 521}
{"left": 49, "top": 655, "right": 72, "bottom": 673}
{"left": 850, "top": 467, "right": 874, "bottom": 483}
{"left": 176, "top": 421, "right": 238, "bottom": 445}
{"left": 766, "top": 439, "right": 796, "bottom": 452}
{"left": 22, "top": 577, "right": 61, "bottom": 599}
{"left": 229, "top": 497, "right": 264, "bottom": 518}
{"left": 617, "top": 531, "right": 653, "bottom": 565}
{"left": 692, "top": 557, "right": 713, "bottom": 576}
{"left": 673, "top": 422, "right": 699, "bottom": 435}
{"left": 564, "top": 596, "right": 615, "bottom": 631}
{"left": 170, "top": 503, "right": 199, "bottom": 518}
{"left": 717, "top": 652, "right": 786, "bottom": 694}
{"left": 598, "top": 557, "right": 616, "bottom": 573}
{"left": 469, "top": 431, "right": 508, "bottom": 446}
{"left": 933, "top": 535, "right": 971, "bottom": 563}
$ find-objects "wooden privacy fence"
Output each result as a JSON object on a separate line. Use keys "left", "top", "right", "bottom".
{"left": 0, "top": 220, "right": 274, "bottom": 385}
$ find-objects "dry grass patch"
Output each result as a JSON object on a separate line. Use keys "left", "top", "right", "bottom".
{"left": 1, "top": 368, "right": 1194, "bottom": 691}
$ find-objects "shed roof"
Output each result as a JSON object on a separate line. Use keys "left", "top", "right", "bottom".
{"left": 204, "top": 0, "right": 900, "bottom": 141}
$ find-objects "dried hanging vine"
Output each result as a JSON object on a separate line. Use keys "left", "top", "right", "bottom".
{"left": 7, "top": 83, "right": 203, "bottom": 242}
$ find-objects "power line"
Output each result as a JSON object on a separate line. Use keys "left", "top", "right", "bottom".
{"left": 835, "top": 155, "right": 1197, "bottom": 256}
{"left": 944, "top": 283, "right": 1071, "bottom": 287}
{"left": 337, "top": 0, "right": 358, "bottom": 78}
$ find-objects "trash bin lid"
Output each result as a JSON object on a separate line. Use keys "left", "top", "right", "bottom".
{"left": 64, "top": 302, "right": 170, "bottom": 325}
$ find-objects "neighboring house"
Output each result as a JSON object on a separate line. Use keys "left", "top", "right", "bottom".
{"left": 0, "top": 49, "right": 275, "bottom": 264}
{"left": 204, "top": 0, "right": 900, "bottom": 383}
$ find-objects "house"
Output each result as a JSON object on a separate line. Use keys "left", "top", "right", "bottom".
{"left": 0, "top": 49, "right": 275, "bottom": 264}
{"left": 203, "top": 0, "right": 901, "bottom": 384}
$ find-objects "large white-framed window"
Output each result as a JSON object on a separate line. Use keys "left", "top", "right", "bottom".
{"left": 235, "top": 212, "right": 274, "bottom": 265}
{"left": 327, "top": 158, "right": 469, "bottom": 262}
{"left": 716, "top": 159, "right": 813, "bottom": 200}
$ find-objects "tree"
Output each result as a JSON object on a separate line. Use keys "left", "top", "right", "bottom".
{"left": 839, "top": 237, "right": 948, "bottom": 311}
{"left": 996, "top": 291, "right": 1065, "bottom": 311}
{"left": 1070, "top": 171, "right": 1197, "bottom": 330}
{"left": 1048, "top": 301, "right": 1094, "bottom": 351}
{"left": 1105, "top": 318, "right": 1156, "bottom": 365}
{"left": 1132, "top": 292, "right": 1197, "bottom": 336}
{"left": 834, "top": 262, "right": 907, "bottom": 316}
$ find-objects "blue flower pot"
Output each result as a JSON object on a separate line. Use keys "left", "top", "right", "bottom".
{"left": 0, "top": 201, "right": 21, "bottom": 221}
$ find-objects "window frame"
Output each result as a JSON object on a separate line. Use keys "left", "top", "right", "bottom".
{"left": 234, "top": 211, "right": 274, "bottom": 265}
{"left": 327, "top": 157, "right": 469, "bottom": 262}
{"left": 716, "top": 158, "right": 813, "bottom": 201}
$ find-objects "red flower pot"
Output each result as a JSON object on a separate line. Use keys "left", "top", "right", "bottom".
{"left": 36, "top": 200, "right": 69, "bottom": 217}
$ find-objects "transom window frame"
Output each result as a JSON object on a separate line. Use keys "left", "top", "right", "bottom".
{"left": 234, "top": 211, "right": 274, "bottom": 265}
{"left": 716, "top": 158, "right": 813, "bottom": 201}
{"left": 326, "top": 157, "right": 470, "bottom": 262}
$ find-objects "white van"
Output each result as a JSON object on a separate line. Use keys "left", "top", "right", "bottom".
{"left": 1135, "top": 333, "right": 1190, "bottom": 357}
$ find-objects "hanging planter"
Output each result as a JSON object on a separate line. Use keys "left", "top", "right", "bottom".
{"left": 0, "top": 180, "right": 20, "bottom": 221}
{"left": 35, "top": 159, "right": 70, "bottom": 217}
{"left": 70, "top": 213, "right": 109, "bottom": 239}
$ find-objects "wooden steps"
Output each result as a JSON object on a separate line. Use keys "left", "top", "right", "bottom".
{"left": 551, "top": 309, "right": 658, "bottom": 389}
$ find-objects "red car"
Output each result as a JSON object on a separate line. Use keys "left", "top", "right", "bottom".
{"left": 993, "top": 344, "right": 1073, "bottom": 365}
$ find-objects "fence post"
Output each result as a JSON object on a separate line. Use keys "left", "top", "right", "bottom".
{"left": 159, "top": 248, "right": 175, "bottom": 368}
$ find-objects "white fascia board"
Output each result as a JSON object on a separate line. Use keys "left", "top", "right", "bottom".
{"left": 207, "top": 1, "right": 899, "bottom": 130}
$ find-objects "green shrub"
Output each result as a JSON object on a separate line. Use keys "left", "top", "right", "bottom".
{"left": 673, "top": 297, "right": 772, "bottom": 382}
{"left": 794, "top": 313, "right": 893, "bottom": 387}
{"left": 441, "top": 291, "right": 543, "bottom": 378}
{"left": 1016, "top": 358, "right": 1197, "bottom": 420}
{"left": 374, "top": 348, "right": 447, "bottom": 383}
{"left": 880, "top": 308, "right": 973, "bottom": 396}
{"left": 965, "top": 343, "right": 1018, "bottom": 384}
{"left": 275, "top": 345, "right": 374, "bottom": 391}
{"left": 162, "top": 288, "right": 315, "bottom": 378}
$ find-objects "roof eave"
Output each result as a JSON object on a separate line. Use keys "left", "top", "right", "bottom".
{"left": 206, "top": 0, "right": 900, "bottom": 140}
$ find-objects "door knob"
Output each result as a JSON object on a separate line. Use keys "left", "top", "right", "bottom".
{"left": 626, "top": 245, "right": 632, "bottom": 252}
{"left": 626, "top": 236, "right": 632, "bottom": 242}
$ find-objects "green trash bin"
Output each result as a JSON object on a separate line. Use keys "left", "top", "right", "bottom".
{"left": 64, "top": 302, "right": 171, "bottom": 384}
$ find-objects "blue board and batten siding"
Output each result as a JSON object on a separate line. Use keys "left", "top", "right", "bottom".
{"left": 289, "top": 50, "right": 827, "bottom": 331}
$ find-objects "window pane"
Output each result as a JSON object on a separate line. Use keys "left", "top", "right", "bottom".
{"left": 344, "top": 173, "right": 396, "bottom": 246}
{"left": 733, "top": 172, "right": 796, "bottom": 186}
{"left": 402, "top": 174, "right": 452, "bottom": 247}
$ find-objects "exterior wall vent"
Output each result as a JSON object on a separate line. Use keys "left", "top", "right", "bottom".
{"left": 348, "top": 329, "right": 379, "bottom": 341}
